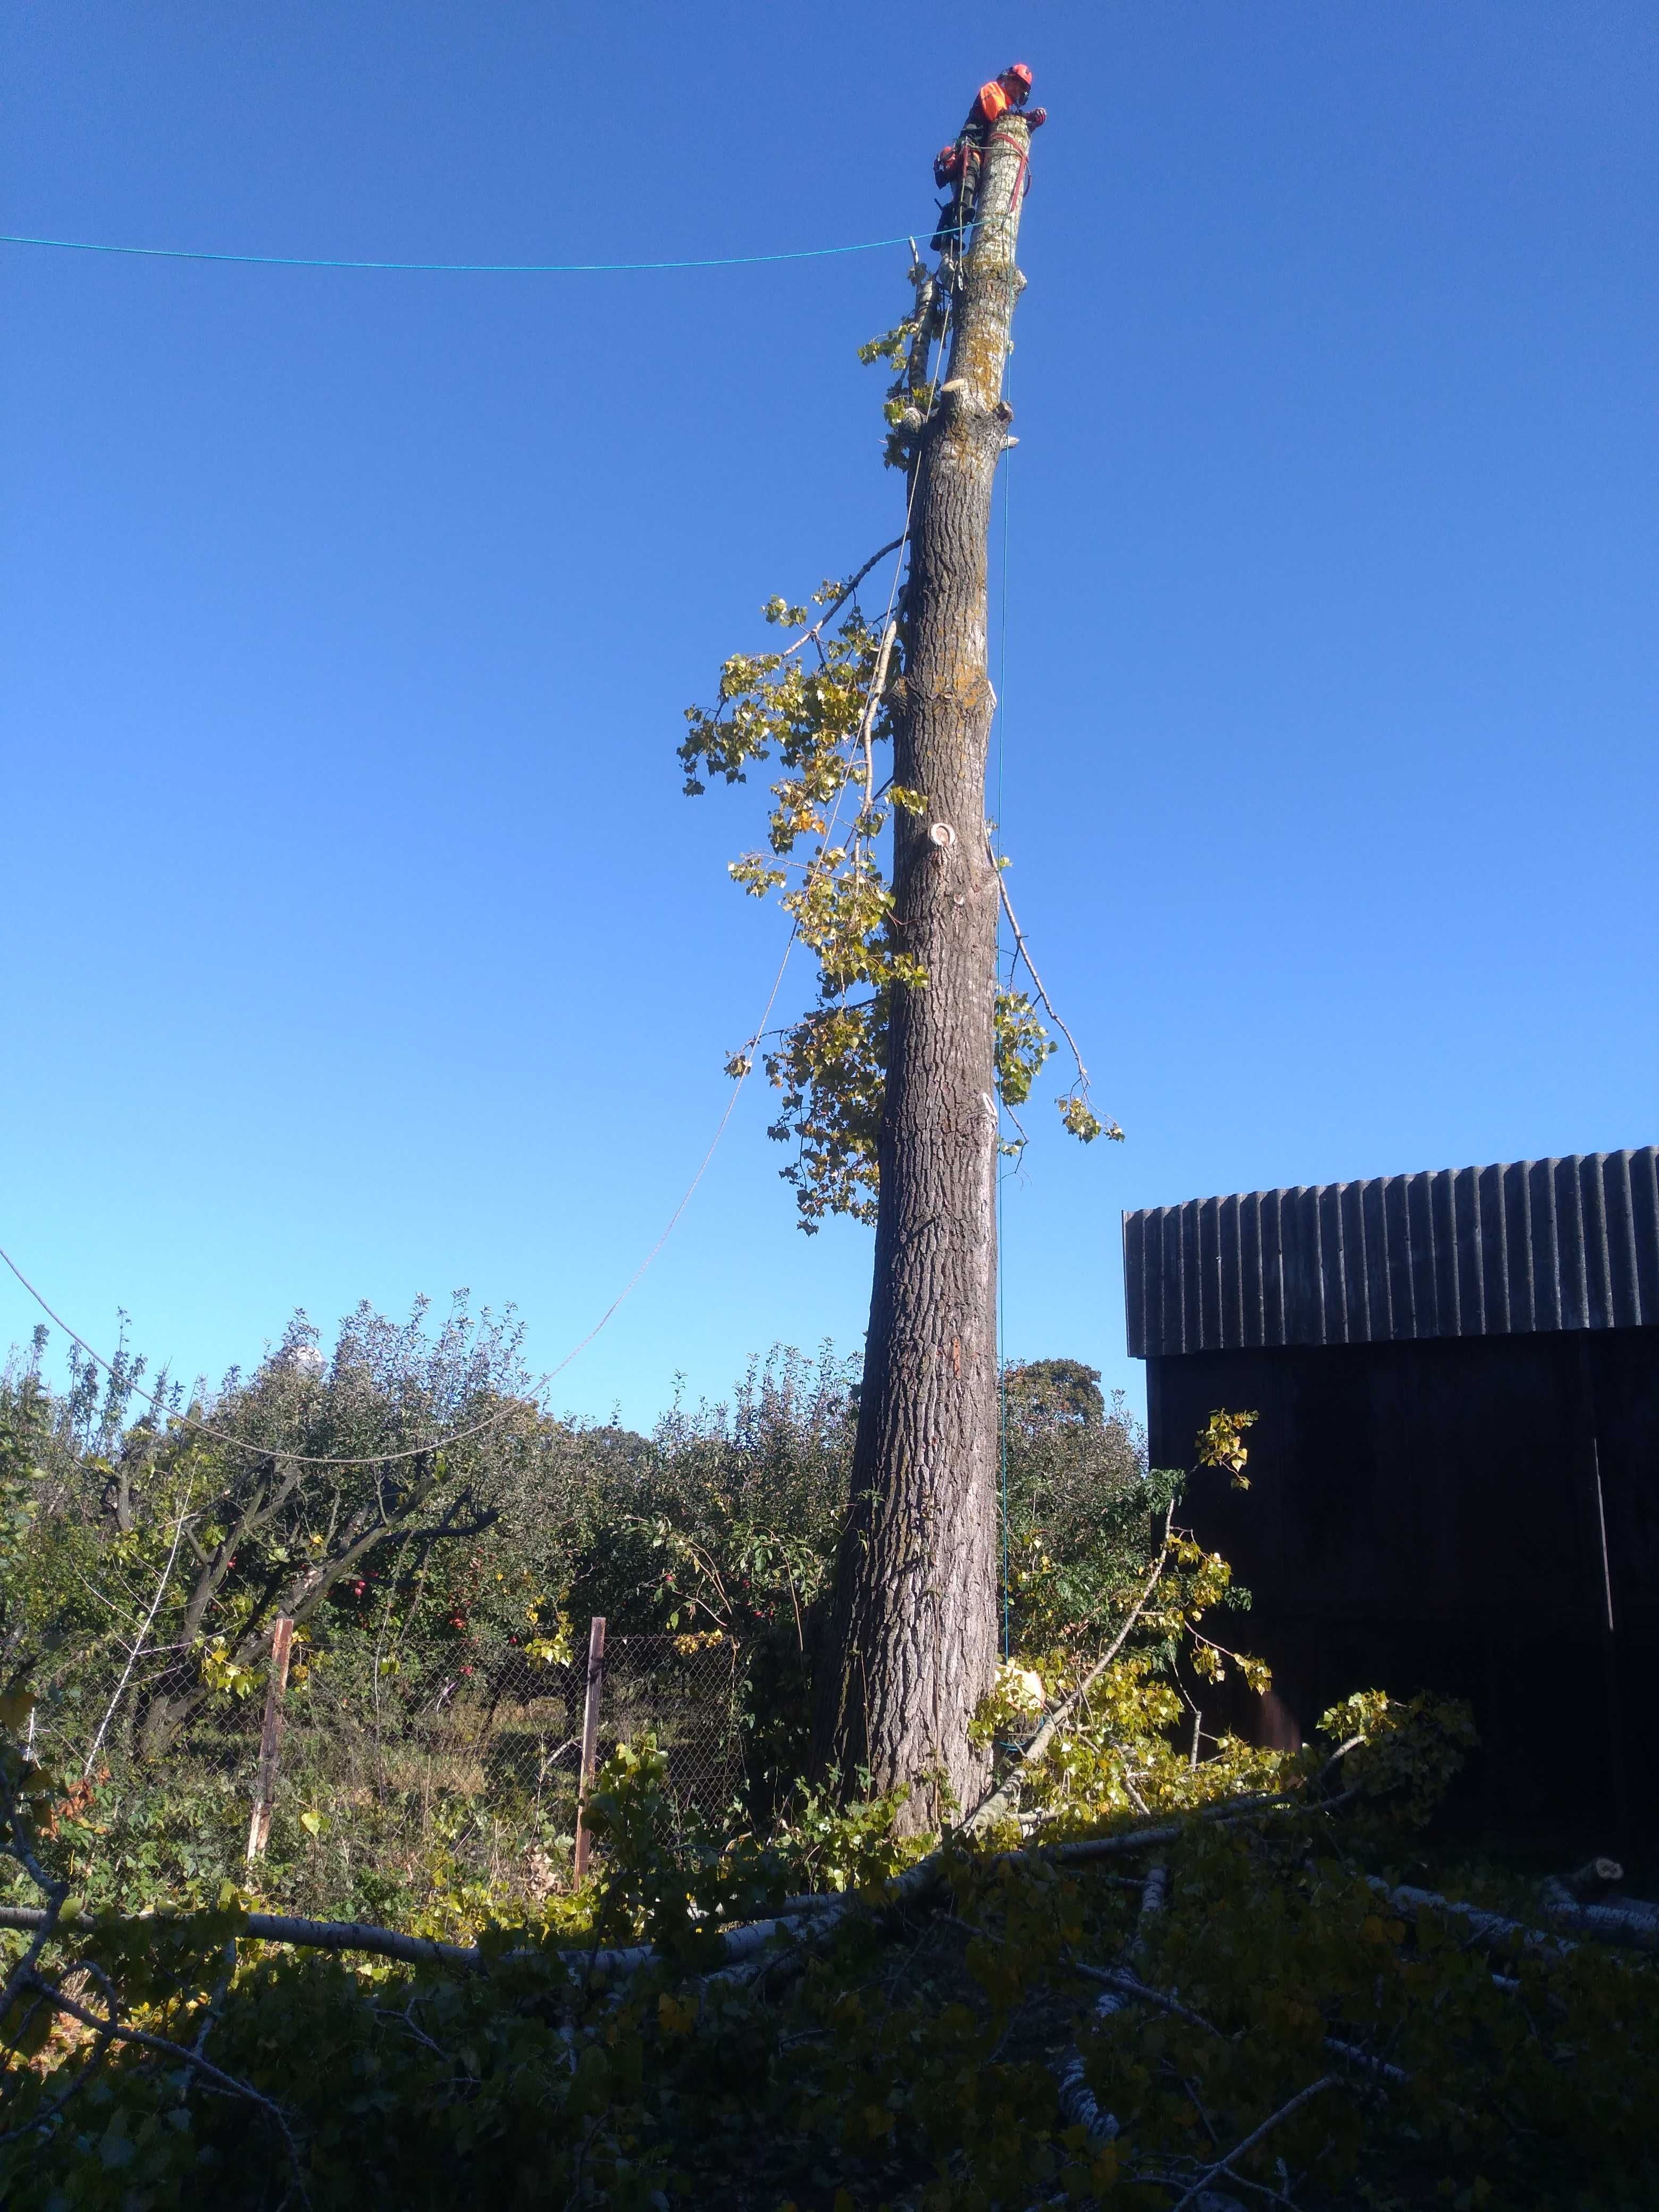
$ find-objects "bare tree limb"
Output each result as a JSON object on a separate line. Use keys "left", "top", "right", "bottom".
{"left": 1369, "top": 1880, "right": 1576, "bottom": 1963}
{"left": 778, "top": 539, "right": 905, "bottom": 660}
{"left": 1165, "top": 2075, "right": 1341, "bottom": 2211}
{"left": 857, "top": 620, "right": 899, "bottom": 814}
{"left": 1054, "top": 1857, "right": 1168, "bottom": 2143}
{"left": 23, "top": 1976, "right": 308, "bottom": 2197}
{"left": 84, "top": 1480, "right": 195, "bottom": 1775}
{"left": 987, "top": 832, "right": 1094, "bottom": 1091}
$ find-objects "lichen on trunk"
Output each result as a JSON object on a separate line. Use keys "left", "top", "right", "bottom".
{"left": 815, "top": 118, "right": 1031, "bottom": 1830}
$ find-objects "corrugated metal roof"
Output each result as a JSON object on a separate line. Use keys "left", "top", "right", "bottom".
{"left": 1123, "top": 1150, "right": 1659, "bottom": 1358}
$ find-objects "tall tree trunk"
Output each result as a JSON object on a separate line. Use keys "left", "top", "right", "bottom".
{"left": 817, "top": 114, "right": 1030, "bottom": 1830}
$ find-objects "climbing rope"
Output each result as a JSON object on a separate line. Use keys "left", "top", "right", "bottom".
{"left": 1, "top": 227, "right": 936, "bottom": 278}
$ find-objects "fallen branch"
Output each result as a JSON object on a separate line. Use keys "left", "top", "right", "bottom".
{"left": 966, "top": 1503, "right": 1176, "bottom": 1837}
{"left": 15, "top": 1974, "right": 308, "bottom": 2196}
{"left": 1073, "top": 1964, "right": 1409, "bottom": 2089}
{"left": 0, "top": 1892, "right": 848, "bottom": 1982}
{"left": 1369, "top": 1880, "right": 1574, "bottom": 1963}
{"left": 1073, "top": 1962, "right": 1227, "bottom": 2043}
{"left": 0, "top": 1903, "right": 482, "bottom": 1975}
{"left": 1539, "top": 1879, "right": 1659, "bottom": 1955}
{"left": 1055, "top": 1857, "right": 1167, "bottom": 2142}
{"left": 1559, "top": 1856, "right": 1624, "bottom": 1901}
{"left": 1165, "top": 2075, "right": 1340, "bottom": 2211}
{"left": 1029, "top": 1774, "right": 1357, "bottom": 1869}
{"left": 0, "top": 1775, "right": 1364, "bottom": 1991}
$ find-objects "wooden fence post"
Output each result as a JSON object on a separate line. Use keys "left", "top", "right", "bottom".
{"left": 572, "top": 1615, "right": 607, "bottom": 1882}
{"left": 245, "top": 1616, "right": 295, "bottom": 1865}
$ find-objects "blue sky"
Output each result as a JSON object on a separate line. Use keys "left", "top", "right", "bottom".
{"left": 4, "top": 3, "right": 1655, "bottom": 1430}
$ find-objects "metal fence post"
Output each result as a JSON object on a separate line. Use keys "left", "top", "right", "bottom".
{"left": 245, "top": 1615, "right": 295, "bottom": 1864}
{"left": 572, "top": 1615, "right": 607, "bottom": 1882}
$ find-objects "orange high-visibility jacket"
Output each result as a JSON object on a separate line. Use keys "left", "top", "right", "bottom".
{"left": 970, "top": 80, "right": 1009, "bottom": 129}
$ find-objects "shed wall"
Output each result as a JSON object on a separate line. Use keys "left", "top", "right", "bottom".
{"left": 1149, "top": 1327, "right": 1658, "bottom": 1829}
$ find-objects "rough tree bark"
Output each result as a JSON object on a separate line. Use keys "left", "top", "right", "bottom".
{"left": 816, "top": 113, "right": 1031, "bottom": 1830}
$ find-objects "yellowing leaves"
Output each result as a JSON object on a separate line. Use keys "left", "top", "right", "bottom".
{"left": 201, "top": 1638, "right": 261, "bottom": 1700}
{"left": 1196, "top": 1407, "right": 1259, "bottom": 1486}
{"left": 678, "top": 290, "right": 1116, "bottom": 1226}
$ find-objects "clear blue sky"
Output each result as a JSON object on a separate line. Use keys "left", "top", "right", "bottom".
{"left": 4, "top": 3, "right": 1655, "bottom": 1431}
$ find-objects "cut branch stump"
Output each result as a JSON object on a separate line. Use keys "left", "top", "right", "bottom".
{"left": 572, "top": 1615, "right": 607, "bottom": 1882}
{"left": 245, "top": 1616, "right": 295, "bottom": 1865}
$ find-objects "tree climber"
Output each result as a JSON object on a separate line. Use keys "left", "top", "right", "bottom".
{"left": 931, "top": 63, "right": 1046, "bottom": 260}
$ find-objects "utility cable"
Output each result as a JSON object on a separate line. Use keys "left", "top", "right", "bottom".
{"left": 0, "top": 500, "right": 931, "bottom": 1473}
{"left": 0, "top": 257, "right": 951, "bottom": 1475}
{"left": 0, "top": 933, "right": 799, "bottom": 1469}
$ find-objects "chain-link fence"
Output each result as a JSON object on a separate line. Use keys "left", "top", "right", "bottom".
{"left": 22, "top": 1621, "right": 749, "bottom": 1924}
{"left": 570, "top": 1631, "right": 747, "bottom": 1833}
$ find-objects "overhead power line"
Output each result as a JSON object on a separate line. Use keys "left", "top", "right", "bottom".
{"left": 0, "top": 927, "right": 797, "bottom": 1470}
{"left": 0, "top": 515, "right": 929, "bottom": 1471}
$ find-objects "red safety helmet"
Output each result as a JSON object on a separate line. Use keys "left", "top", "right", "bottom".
{"left": 1004, "top": 62, "right": 1034, "bottom": 88}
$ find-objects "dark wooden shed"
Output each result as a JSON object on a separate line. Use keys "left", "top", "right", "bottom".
{"left": 1123, "top": 1150, "right": 1659, "bottom": 1835}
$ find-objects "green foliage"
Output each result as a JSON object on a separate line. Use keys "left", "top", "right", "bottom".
{"left": 11, "top": 1326, "right": 1648, "bottom": 2212}
{"left": 1318, "top": 1688, "right": 1483, "bottom": 1832}
{"left": 856, "top": 304, "right": 932, "bottom": 471}
{"left": 580, "top": 1737, "right": 786, "bottom": 1966}
{"left": 767, "top": 1772, "right": 930, "bottom": 1897}
{"left": 678, "top": 287, "right": 1110, "bottom": 1229}
{"left": 678, "top": 567, "right": 908, "bottom": 1229}
{"left": 3, "top": 1330, "right": 872, "bottom": 1923}
{"left": 991, "top": 990, "right": 1055, "bottom": 1109}
{"left": 9, "top": 1683, "right": 1656, "bottom": 2212}
{"left": 996, "top": 1375, "right": 1167, "bottom": 1650}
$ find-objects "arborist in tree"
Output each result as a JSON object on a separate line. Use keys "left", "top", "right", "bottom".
{"left": 931, "top": 63, "right": 1046, "bottom": 261}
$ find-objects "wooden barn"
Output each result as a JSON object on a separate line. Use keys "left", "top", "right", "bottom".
{"left": 1123, "top": 1150, "right": 1659, "bottom": 1837}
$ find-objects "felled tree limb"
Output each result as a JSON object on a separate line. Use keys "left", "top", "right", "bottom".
{"left": 1538, "top": 1879, "right": 1659, "bottom": 1955}
{"left": 1369, "top": 1881, "right": 1573, "bottom": 1962}
{"left": 1371, "top": 1876, "right": 1659, "bottom": 1964}
{"left": 0, "top": 1774, "right": 1367, "bottom": 1991}
{"left": 1561, "top": 1856, "right": 1624, "bottom": 1900}
{"left": 21, "top": 1973, "right": 308, "bottom": 2195}
{"left": 1054, "top": 1857, "right": 1167, "bottom": 2142}
{"left": 1070, "top": 1960, "right": 1410, "bottom": 2089}
{"left": 0, "top": 1895, "right": 848, "bottom": 1982}
{"left": 0, "top": 1791, "right": 1293, "bottom": 1980}
{"left": 1166, "top": 2075, "right": 1340, "bottom": 2211}
{"left": 965, "top": 1503, "right": 1176, "bottom": 1837}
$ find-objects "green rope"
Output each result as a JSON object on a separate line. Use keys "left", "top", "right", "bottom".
{"left": 996, "top": 387, "right": 1013, "bottom": 1665}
